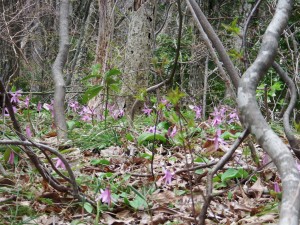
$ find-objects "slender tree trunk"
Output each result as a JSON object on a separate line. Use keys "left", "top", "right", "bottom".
{"left": 121, "top": 0, "right": 154, "bottom": 115}
{"left": 88, "top": 0, "right": 114, "bottom": 114}
{"left": 52, "top": 0, "right": 69, "bottom": 142}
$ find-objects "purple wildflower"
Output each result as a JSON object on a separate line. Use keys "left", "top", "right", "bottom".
{"left": 24, "top": 96, "right": 30, "bottom": 108}
{"left": 3, "top": 106, "right": 17, "bottom": 116}
{"left": 96, "top": 188, "right": 112, "bottom": 205}
{"left": 168, "top": 126, "right": 177, "bottom": 138}
{"left": 8, "top": 151, "right": 14, "bottom": 165}
{"left": 55, "top": 158, "right": 66, "bottom": 170}
{"left": 37, "top": 102, "right": 42, "bottom": 112}
{"left": 162, "top": 169, "right": 173, "bottom": 185}
{"left": 228, "top": 110, "right": 239, "bottom": 123}
{"left": 142, "top": 104, "right": 152, "bottom": 116}
{"left": 26, "top": 125, "right": 32, "bottom": 138}
{"left": 273, "top": 182, "right": 281, "bottom": 193}
{"left": 9, "top": 90, "right": 22, "bottom": 104}
{"left": 262, "top": 153, "right": 270, "bottom": 165}
{"left": 190, "top": 105, "right": 202, "bottom": 119}
{"left": 69, "top": 101, "right": 80, "bottom": 113}
{"left": 148, "top": 126, "right": 159, "bottom": 133}
{"left": 209, "top": 129, "right": 227, "bottom": 150}
{"left": 211, "top": 107, "right": 223, "bottom": 127}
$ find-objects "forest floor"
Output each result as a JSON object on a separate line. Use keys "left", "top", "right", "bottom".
{"left": 0, "top": 104, "right": 287, "bottom": 225}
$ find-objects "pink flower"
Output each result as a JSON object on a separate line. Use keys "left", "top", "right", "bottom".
{"left": 9, "top": 90, "right": 22, "bottom": 104}
{"left": 55, "top": 158, "right": 66, "bottom": 170}
{"left": 168, "top": 126, "right": 177, "bottom": 138}
{"left": 142, "top": 104, "right": 152, "bottom": 116}
{"left": 262, "top": 153, "right": 270, "bottom": 165}
{"left": 148, "top": 126, "right": 160, "bottom": 133}
{"left": 209, "top": 129, "right": 227, "bottom": 150}
{"left": 8, "top": 151, "right": 14, "bottom": 164}
{"left": 162, "top": 169, "right": 173, "bottom": 185}
{"left": 26, "top": 125, "right": 32, "bottom": 138}
{"left": 96, "top": 188, "right": 112, "bottom": 205}
{"left": 228, "top": 110, "right": 239, "bottom": 123}
{"left": 190, "top": 105, "right": 202, "bottom": 119}
{"left": 273, "top": 182, "right": 281, "bottom": 193}
{"left": 69, "top": 101, "right": 80, "bottom": 112}
{"left": 37, "top": 102, "right": 42, "bottom": 112}
{"left": 44, "top": 100, "right": 54, "bottom": 117}
{"left": 24, "top": 96, "right": 30, "bottom": 108}
{"left": 3, "top": 106, "right": 17, "bottom": 116}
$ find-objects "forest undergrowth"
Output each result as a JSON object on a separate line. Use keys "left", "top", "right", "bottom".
{"left": 0, "top": 90, "right": 292, "bottom": 225}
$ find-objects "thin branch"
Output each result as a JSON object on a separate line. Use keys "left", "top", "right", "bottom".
{"left": 199, "top": 129, "right": 249, "bottom": 225}
{"left": 272, "top": 62, "right": 300, "bottom": 159}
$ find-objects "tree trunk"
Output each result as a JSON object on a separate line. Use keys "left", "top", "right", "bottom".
{"left": 52, "top": 0, "right": 69, "bottom": 142}
{"left": 87, "top": 0, "right": 114, "bottom": 114}
{"left": 121, "top": 0, "right": 154, "bottom": 115}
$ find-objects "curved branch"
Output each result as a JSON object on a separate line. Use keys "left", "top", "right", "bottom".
{"left": 272, "top": 62, "right": 300, "bottom": 159}
{"left": 237, "top": 1, "right": 300, "bottom": 224}
{"left": 241, "top": 0, "right": 263, "bottom": 69}
{"left": 155, "top": 3, "right": 174, "bottom": 36}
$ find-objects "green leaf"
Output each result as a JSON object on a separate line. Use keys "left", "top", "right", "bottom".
{"left": 81, "top": 74, "right": 101, "bottom": 81}
{"left": 157, "top": 121, "right": 170, "bottom": 131}
{"left": 139, "top": 153, "right": 152, "bottom": 160}
{"left": 66, "top": 120, "right": 76, "bottom": 130}
{"left": 91, "top": 64, "right": 101, "bottom": 75}
{"left": 221, "top": 168, "right": 239, "bottom": 182}
{"left": 126, "top": 133, "right": 134, "bottom": 141}
{"left": 137, "top": 132, "right": 166, "bottom": 145}
{"left": 129, "top": 196, "right": 148, "bottom": 210}
{"left": 128, "top": 185, "right": 147, "bottom": 202}
{"left": 82, "top": 85, "right": 103, "bottom": 104}
{"left": 166, "top": 87, "right": 185, "bottom": 105}
{"left": 221, "top": 168, "right": 249, "bottom": 182}
{"left": 105, "top": 68, "right": 121, "bottom": 78}
{"left": 90, "top": 159, "right": 110, "bottom": 166}
{"left": 83, "top": 202, "right": 94, "bottom": 213}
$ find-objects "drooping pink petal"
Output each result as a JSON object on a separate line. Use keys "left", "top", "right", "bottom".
{"left": 26, "top": 125, "right": 32, "bottom": 138}
{"left": 25, "top": 96, "right": 30, "bottom": 108}
{"left": 162, "top": 169, "right": 173, "bottom": 185}
{"left": 37, "top": 102, "right": 42, "bottom": 112}
{"left": 96, "top": 188, "right": 112, "bottom": 205}
{"left": 55, "top": 158, "right": 66, "bottom": 170}
{"left": 273, "top": 182, "right": 281, "bottom": 193}
{"left": 8, "top": 151, "right": 14, "bottom": 165}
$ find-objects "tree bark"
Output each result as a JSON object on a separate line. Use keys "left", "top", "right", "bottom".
{"left": 121, "top": 0, "right": 154, "bottom": 115}
{"left": 52, "top": 0, "right": 69, "bottom": 142}
{"left": 237, "top": 1, "right": 300, "bottom": 224}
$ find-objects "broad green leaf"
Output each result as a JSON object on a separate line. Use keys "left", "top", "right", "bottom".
{"left": 105, "top": 68, "right": 121, "bottom": 78}
{"left": 83, "top": 202, "right": 94, "bottom": 213}
{"left": 221, "top": 168, "right": 239, "bottom": 182}
{"left": 82, "top": 85, "right": 103, "bottom": 104}
{"left": 125, "top": 133, "right": 134, "bottom": 141}
{"left": 90, "top": 159, "right": 110, "bottom": 166}
{"left": 66, "top": 120, "right": 76, "bottom": 130}
{"left": 157, "top": 121, "right": 170, "bottom": 130}
{"left": 137, "top": 132, "right": 166, "bottom": 145}
{"left": 129, "top": 196, "right": 148, "bottom": 210}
